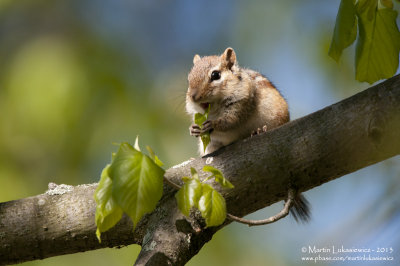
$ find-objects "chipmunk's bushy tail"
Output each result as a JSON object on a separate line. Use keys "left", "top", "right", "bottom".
{"left": 290, "top": 193, "right": 311, "bottom": 223}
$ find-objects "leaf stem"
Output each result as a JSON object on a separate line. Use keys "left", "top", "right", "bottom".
{"left": 202, "top": 175, "right": 214, "bottom": 183}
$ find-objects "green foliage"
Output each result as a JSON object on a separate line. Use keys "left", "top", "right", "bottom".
{"left": 108, "top": 142, "right": 165, "bottom": 229}
{"left": 145, "top": 145, "right": 164, "bottom": 167}
{"left": 198, "top": 184, "right": 227, "bottom": 227}
{"left": 203, "top": 165, "right": 234, "bottom": 189}
{"left": 94, "top": 138, "right": 165, "bottom": 242}
{"left": 94, "top": 165, "right": 123, "bottom": 242}
{"left": 328, "top": 0, "right": 357, "bottom": 62}
{"left": 329, "top": 0, "right": 400, "bottom": 83}
{"left": 175, "top": 176, "right": 203, "bottom": 216}
{"left": 95, "top": 138, "right": 232, "bottom": 241}
{"left": 381, "top": 0, "right": 394, "bottom": 8}
{"left": 355, "top": 6, "right": 400, "bottom": 83}
{"left": 176, "top": 167, "right": 233, "bottom": 227}
{"left": 194, "top": 105, "right": 211, "bottom": 153}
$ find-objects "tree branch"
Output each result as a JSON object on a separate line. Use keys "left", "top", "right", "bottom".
{"left": 0, "top": 75, "right": 399, "bottom": 265}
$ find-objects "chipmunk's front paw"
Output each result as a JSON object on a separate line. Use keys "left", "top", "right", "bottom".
{"left": 190, "top": 124, "right": 201, "bottom": 137}
{"left": 201, "top": 120, "right": 213, "bottom": 133}
{"left": 190, "top": 121, "right": 214, "bottom": 137}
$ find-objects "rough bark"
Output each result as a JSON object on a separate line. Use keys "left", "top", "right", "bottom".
{"left": 0, "top": 75, "right": 399, "bottom": 265}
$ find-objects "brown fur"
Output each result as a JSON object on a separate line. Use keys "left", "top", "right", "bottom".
{"left": 186, "top": 49, "right": 310, "bottom": 223}
{"left": 186, "top": 47, "right": 289, "bottom": 156}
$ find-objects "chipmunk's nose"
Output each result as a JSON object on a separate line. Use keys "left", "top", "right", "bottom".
{"left": 190, "top": 90, "right": 200, "bottom": 102}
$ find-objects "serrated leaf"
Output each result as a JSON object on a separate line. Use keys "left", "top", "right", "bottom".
{"left": 198, "top": 184, "right": 227, "bottom": 227}
{"left": 194, "top": 104, "right": 210, "bottom": 125}
{"left": 146, "top": 145, "right": 164, "bottom": 167}
{"left": 194, "top": 112, "right": 207, "bottom": 126}
{"left": 355, "top": 7, "right": 400, "bottom": 83}
{"left": 200, "top": 134, "right": 211, "bottom": 153}
{"left": 203, "top": 165, "right": 234, "bottom": 189}
{"left": 109, "top": 142, "right": 165, "bottom": 229}
{"left": 329, "top": 0, "right": 357, "bottom": 62}
{"left": 175, "top": 178, "right": 203, "bottom": 216}
{"left": 194, "top": 105, "right": 212, "bottom": 153}
{"left": 94, "top": 164, "right": 123, "bottom": 242}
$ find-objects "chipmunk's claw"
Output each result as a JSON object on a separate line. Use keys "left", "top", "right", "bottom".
{"left": 251, "top": 125, "right": 268, "bottom": 137}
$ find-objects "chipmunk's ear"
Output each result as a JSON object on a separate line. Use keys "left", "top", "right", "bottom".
{"left": 221, "top": 47, "right": 236, "bottom": 70}
{"left": 193, "top": 54, "right": 201, "bottom": 64}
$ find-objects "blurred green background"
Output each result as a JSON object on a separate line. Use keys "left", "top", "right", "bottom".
{"left": 0, "top": 0, "right": 399, "bottom": 265}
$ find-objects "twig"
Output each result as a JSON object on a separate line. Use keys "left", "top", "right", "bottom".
{"left": 227, "top": 189, "right": 295, "bottom": 226}
{"left": 163, "top": 176, "right": 181, "bottom": 190}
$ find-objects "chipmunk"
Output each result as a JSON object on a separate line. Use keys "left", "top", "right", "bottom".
{"left": 186, "top": 47, "right": 310, "bottom": 222}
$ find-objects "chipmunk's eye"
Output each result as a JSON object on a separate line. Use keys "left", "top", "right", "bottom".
{"left": 210, "top": 70, "right": 221, "bottom": 81}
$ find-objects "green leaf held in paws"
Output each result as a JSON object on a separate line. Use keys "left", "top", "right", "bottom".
{"left": 194, "top": 104, "right": 211, "bottom": 153}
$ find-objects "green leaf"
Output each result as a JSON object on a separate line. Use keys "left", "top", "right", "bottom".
{"left": 194, "top": 112, "right": 207, "bottom": 126}
{"left": 175, "top": 178, "right": 203, "bottom": 216}
{"left": 190, "top": 167, "right": 199, "bottom": 180}
{"left": 355, "top": 6, "right": 400, "bottom": 83}
{"left": 94, "top": 164, "right": 123, "bottom": 242}
{"left": 109, "top": 142, "right": 165, "bottom": 229}
{"left": 200, "top": 134, "right": 211, "bottom": 153}
{"left": 194, "top": 104, "right": 212, "bottom": 153}
{"left": 146, "top": 145, "right": 164, "bottom": 167}
{"left": 194, "top": 104, "right": 210, "bottom": 125}
{"left": 380, "top": 0, "right": 394, "bottom": 9}
{"left": 202, "top": 165, "right": 234, "bottom": 189}
{"left": 329, "top": 0, "right": 357, "bottom": 62}
{"left": 198, "top": 184, "right": 227, "bottom": 227}
{"left": 182, "top": 176, "right": 192, "bottom": 182}
{"left": 176, "top": 166, "right": 229, "bottom": 227}
{"left": 357, "top": 0, "right": 377, "bottom": 16}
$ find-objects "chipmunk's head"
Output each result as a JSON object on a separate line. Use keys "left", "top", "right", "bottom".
{"left": 186, "top": 47, "right": 240, "bottom": 114}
